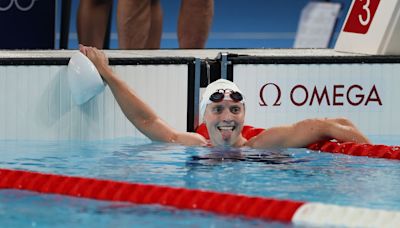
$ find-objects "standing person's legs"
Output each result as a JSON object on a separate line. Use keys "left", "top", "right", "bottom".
{"left": 117, "top": 0, "right": 163, "bottom": 49}
{"left": 146, "top": 0, "right": 163, "bottom": 48}
{"left": 77, "top": 0, "right": 113, "bottom": 48}
{"left": 178, "top": 0, "right": 214, "bottom": 48}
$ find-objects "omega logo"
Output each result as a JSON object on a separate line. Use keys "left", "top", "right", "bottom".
{"left": 259, "top": 83, "right": 382, "bottom": 107}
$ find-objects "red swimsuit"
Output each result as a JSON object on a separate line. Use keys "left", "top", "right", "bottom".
{"left": 195, "top": 123, "right": 264, "bottom": 140}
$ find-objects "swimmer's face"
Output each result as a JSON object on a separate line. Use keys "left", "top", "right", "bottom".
{"left": 203, "top": 100, "right": 245, "bottom": 147}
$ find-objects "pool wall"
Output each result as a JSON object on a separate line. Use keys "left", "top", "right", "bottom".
{"left": 1, "top": 49, "right": 400, "bottom": 140}
{"left": 234, "top": 62, "right": 400, "bottom": 136}
{"left": 0, "top": 51, "right": 191, "bottom": 140}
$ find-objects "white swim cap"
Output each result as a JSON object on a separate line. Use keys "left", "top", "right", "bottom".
{"left": 67, "top": 52, "right": 105, "bottom": 105}
{"left": 199, "top": 79, "right": 245, "bottom": 120}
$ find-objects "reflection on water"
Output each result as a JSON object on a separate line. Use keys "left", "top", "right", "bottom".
{"left": 0, "top": 190, "right": 289, "bottom": 228}
{"left": 188, "top": 147, "right": 310, "bottom": 165}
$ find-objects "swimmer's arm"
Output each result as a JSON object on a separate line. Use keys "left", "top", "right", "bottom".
{"left": 248, "top": 118, "right": 370, "bottom": 149}
{"left": 104, "top": 69, "right": 207, "bottom": 145}
{"left": 81, "top": 46, "right": 207, "bottom": 145}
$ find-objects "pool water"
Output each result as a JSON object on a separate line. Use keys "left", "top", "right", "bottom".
{"left": 0, "top": 137, "right": 399, "bottom": 227}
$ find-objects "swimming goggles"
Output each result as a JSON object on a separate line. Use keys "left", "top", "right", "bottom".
{"left": 209, "top": 89, "right": 243, "bottom": 103}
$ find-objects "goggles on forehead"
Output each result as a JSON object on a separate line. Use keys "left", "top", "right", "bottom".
{"left": 209, "top": 89, "right": 243, "bottom": 103}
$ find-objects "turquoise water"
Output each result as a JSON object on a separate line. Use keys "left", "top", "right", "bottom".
{"left": 0, "top": 137, "right": 400, "bottom": 227}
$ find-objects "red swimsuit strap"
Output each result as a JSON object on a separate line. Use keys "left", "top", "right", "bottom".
{"left": 195, "top": 123, "right": 264, "bottom": 140}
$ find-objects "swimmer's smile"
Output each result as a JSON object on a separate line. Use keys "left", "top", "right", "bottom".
{"left": 216, "top": 124, "right": 238, "bottom": 141}
{"left": 217, "top": 126, "right": 235, "bottom": 131}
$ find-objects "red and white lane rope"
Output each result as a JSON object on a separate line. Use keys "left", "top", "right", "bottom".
{"left": 0, "top": 168, "right": 399, "bottom": 227}
{"left": 307, "top": 141, "right": 400, "bottom": 160}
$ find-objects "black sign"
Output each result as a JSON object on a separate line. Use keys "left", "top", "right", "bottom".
{"left": 0, "top": 0, "right": 55, "bottom": 49}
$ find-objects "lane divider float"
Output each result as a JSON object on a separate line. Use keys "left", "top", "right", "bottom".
{"left": 1, "top": 168, "right": 399, "bottom": 227}
{"left": 307, "top": 141, "right": 400, "bottom": 160}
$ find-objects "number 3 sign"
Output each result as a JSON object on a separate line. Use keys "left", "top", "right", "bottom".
{"left": 335, "top": 0, "right": 400, "bottom": 54}
{"left": 343, "top": 0, "right": 380, "bottom": 34}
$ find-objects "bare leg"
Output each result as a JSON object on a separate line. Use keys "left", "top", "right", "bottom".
{"left": 118, "top": 0, "right": 162, "bottom": 49}
{"left": 178, "top": 0, "right": 214, "bottom": 48}
{"left": 145, "top": 0, "right": 163, "bottom": 49}
{"left": 77, "top": 0, "right": 112, "bottom": 48}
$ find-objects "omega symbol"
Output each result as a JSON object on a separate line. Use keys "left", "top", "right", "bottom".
{"left": 259, "top": 83, "right": 282, "bottom": 106}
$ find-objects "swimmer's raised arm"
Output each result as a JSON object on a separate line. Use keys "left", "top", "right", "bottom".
{"left": 247, "top": 118, "right": 371, "bottom": 149}
{"left": 80, "top": 45, "right": 207, "bottom": 145}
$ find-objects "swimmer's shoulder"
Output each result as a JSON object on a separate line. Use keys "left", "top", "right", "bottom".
{"left": 243, "top": 130, "right": 272, "bottom": 149}
{"left": 243, "top": 136, "right": 257, "bottom": 148}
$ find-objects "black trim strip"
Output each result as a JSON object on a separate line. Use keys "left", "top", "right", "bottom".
{"left": 109, "top": 57, "right": 195, "bottom": 65}
{"left": 192, "top": 59, "right": 201, "bottom": 131}
{"left": 200, "top": 59, "right": 220, "bottom": 87}
{"left": 227, "top": 63, "right": 233, "bottom": 82}
{"left": 0, "top": 57, "right": 196, "bottom": 66}
{"left": 4, "top": 55, "right": 400, "bottom": 66}
{"left": 187, "top": 60, "right": 195, "bottom": 132}
{"left": 0, "top": 58, "right": 69, "bottom": 65}
{"left": 229, "top": 55, "right": 400, "bottom": 64}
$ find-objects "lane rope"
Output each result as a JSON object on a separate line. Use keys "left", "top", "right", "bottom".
{"left": 307, "top": 141, "right": 400, "bottom": 160}
{"left": 1, "top": 168, "right": 399, "bottom": 227}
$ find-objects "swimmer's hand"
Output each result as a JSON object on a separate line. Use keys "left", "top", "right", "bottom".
{"left": 79, "top": 44, "right": 113, "bottom": 82}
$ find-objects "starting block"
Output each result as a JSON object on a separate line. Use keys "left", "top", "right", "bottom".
{"left": 335, "top": 0, "right": 400, "bottom": 55}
